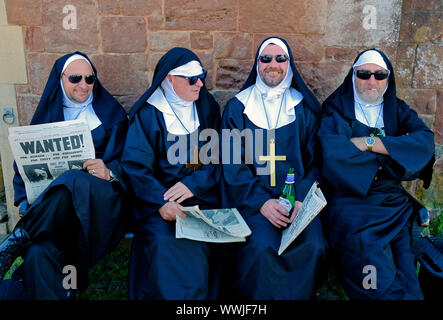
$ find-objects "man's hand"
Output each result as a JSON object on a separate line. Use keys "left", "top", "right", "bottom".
{"left": 260, "top": 199, "right": 291, "bottom": 228}
{"left": 289, "top": 200, "right": 303, "bottom": 223}
{"left": 158, "top": 201, "right": 187, "bottom": 221}
{"left": 83, "top": 159, "right": 111, "bottom": 181}
{"left": 350, "top": 137, "right": 390, "bottom": 155}
{"left": 163, "top": 182, "right": 194, "bottom": 203}
{"left": 350, "top": 137, "right": 367, "bottom": 152}
{"left": 19, "top": 199, "right": 29, "bottom": 217}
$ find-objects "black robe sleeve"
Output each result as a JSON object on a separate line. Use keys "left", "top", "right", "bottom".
{"left": 318, "top": 100, "right": 434, "bottom": 197}
{"left": 318, "top": 108, "right": 380, "bottom": 197}
{"left": 377, "top": 100, "right": 434, "bottom": 181}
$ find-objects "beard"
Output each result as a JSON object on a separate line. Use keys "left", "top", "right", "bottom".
{"left": 261, "top": 68, "right": 285, "bottom": 87}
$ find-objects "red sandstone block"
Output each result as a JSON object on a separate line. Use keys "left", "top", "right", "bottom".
{"left": 296, "top": 61, "right": 351, "bottom": 103}
{"left": 214, "top": 33, "right": 253, "bottom": 60}
{"left": 149, "top": 31, "right": 190, "bottom": 52}
{"left": 90, "top": 54, "right": 149, "bottom": 96}
{"left": 396, "top": 44, "right": 417, "bottom": 61}
{"left": 216, "top": 59, "right": 254, "bottom": 90}
{"left": 101, "top": 16, "right": 147, "bottom": 53}
{"left": 119, "top": 0, "right": 162, "bottom": 16}
{"left": 195, "top": 50, "right": 214, "bottom": 71}
{"left": 97, "top": 0, "right": 120, "bottom": 15}
{"left": 239, "top": 0, "right": 326, "bottom": 34}
{"left": 43, "top": 0, "right": 98, "bottom": 53}
{"left": 395, "top": 60, "right": 414, "bottom": 88}
{"left": 397, "top": 89, "right": 437, "bottom": 115}
{"left": 402, "top": 0, "right": 442, "bottom": 11}
{"left": 325, "top": 47, "right": 360, "bottom": 62}
{"left": 412, "top": 45, "right": 443, "bottom": 89}
{"left": 399, "top": 11, "right": 442, "bottom": 44}
{"left": 27, "top": 53, "right": 63, "bottom": 95}
{"left": 164, "top": 0, "right": 236, "bottom": 31}
{"left": 5, "top": 0, "right": 42, "bottom": 26}
{"left": 17, "top": 94, "right": 42, "bottom": 125}
{"left": 147, "top": 52, "right": 165, "bottom": 71}
{"left": 191, "top": 32, "right": 213, "bottom": 50}
{"left": 24, "top": 26, "right": 45, "bottom": 52}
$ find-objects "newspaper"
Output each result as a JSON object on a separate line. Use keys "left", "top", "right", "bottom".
{"left": 176, "top": 206, "right": 252, "bottom": 243}
{"left": 278, "top": 182, "right": 327, "bottom": 255}
{"left": 8, "top": 120, "right": 95, "bottom": 204}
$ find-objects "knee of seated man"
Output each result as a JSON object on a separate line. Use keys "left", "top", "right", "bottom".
{"left": 24, "top": 240, "right": 64, "bottom": 266}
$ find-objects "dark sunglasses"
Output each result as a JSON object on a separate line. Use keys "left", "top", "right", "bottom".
{"left": 355, "top": 69, "right": 389, "bottom": 81}
{"left": 63, "top": 73, "right": 96, "bottom": 85}
{"left": 258, "top": 54, "right": 289, "bottom": 64}
{"left": 177, "top": 70, "right": 208, "bottom": 85}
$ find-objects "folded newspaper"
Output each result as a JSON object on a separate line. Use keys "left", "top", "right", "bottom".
{"left": 278, "top": 181, "right": 327, "bottom": 255}
{"left": 176, "top": 206, "right": 252, "bottom": 243}
{"left": 8, "top": 120, "right": 95, "bottom": 204}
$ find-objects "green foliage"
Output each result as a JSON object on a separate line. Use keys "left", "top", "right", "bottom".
{"left": 78, "top": 246, "right": 129, "bottom": 300}
{"left": 4, "top": 257, "right": 23, "bottom": 280}
{"left": 429, "top": 210, "right": 443, "bottom": 237}
{"left": 315, "top": 267, "right": 348, "bottom": 300}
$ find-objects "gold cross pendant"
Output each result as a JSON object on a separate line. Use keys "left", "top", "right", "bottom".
{"left": 258, "top": 139, "right": 286, "bottom": 187}
{"left": 185, "top": 146, "right": 202, "bottom": 171}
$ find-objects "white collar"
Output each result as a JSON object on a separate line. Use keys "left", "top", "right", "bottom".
{"left": 148, "top": 78, "right": 200, "bottom": 135}
{"left": 236, "top": 66, "right": 303, "bottom": 130}
{"left": 60, "top": 79, "right": 101, "bottom": 130}
{"left": 237, "top": 84, "right": 303, "bottom": 130}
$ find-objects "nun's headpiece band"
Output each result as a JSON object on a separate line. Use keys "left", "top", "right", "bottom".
{"left": 168, "top": 60, "right": 204, "bottom": 77}
{"left": 61, "top": 54, "right": 94, "bottom": 75}
{"left": 258, "top": 38, "right": 289, "bottom": 57}
{"left": 353, "top": 50, "right": 388, "bottom": 70}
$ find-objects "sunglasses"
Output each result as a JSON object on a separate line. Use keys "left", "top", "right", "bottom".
{"left": 177, "top": 70, "right": 208, "bottom": 86}
{"left": 63, "top": 73, "right": 96, "bottom": 85}
{"left": 355, "top": 69, "right": 389, "bottom": 81}
{"left": 258, "top": 54, "right": 289, "bottom": 64}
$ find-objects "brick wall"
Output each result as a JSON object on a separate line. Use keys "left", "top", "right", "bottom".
{"left": 4, "top": 0, "right": 442, "bottom": 208}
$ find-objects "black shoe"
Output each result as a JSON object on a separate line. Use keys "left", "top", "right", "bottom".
{"left": 0, "top": 224, "right": 30, "bottom": 283}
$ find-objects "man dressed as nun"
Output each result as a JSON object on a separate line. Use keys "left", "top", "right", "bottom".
{"left": 0, "top": 52, "right": 128, "bottom": 299}
{"left": 220, "top": 37, "right": 328, "bottom": 299}
{"left": 122, "top": 47, "right": 221, "bottom": 299}
{"left": 318, "top": 49, "right": 435, "bottom": 299}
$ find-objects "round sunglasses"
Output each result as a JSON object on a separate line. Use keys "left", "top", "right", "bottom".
{"left": 176, "top": 70, "right": 208, "bottom": 86}
{"left": 355, "top": 69, "right": 389, "bottom": 81}
{"left": 258, "top": 54, "right": 289, "bottom": 64}
{"left": 63, "top": 73, "right": 96, "bottom": 85}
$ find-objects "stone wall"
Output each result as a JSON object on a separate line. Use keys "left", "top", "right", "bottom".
{"left": 394, "top": 0, "right": 442, "bottom": 210}
{"left": 3, "top": 0, "right": 442, "bottom": 209}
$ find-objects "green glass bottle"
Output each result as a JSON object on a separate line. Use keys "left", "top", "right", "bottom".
{"left": 279, "top": 167, "right": 295, "bottom": 215}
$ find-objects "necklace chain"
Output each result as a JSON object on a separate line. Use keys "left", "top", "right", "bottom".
{"left": 168, "top": 102, "right": 197, "bottom": 135}
{"left": 262, "top": 91, "right": 285, "bottom": 130}
{"left": 358, "top": 102, "right": 383, "bottom": 128}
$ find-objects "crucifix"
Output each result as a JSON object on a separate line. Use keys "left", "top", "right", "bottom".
{"left": 259, "top": 139, "right": 286, "bottom": 187}
{"left": 185, "top": 146, "right": 202, "bottom": 171}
